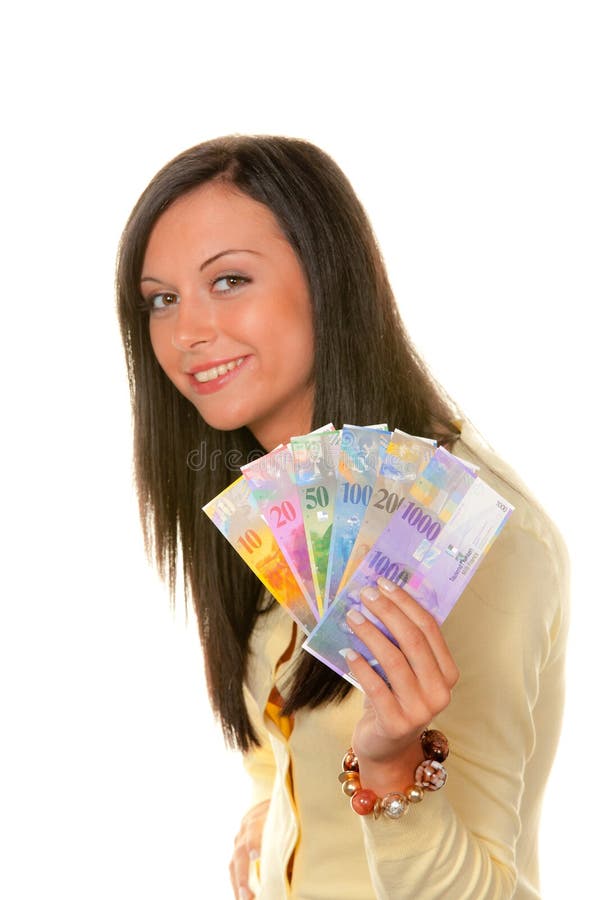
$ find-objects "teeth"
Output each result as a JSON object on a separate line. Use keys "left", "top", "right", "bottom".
{"left": 193, "top": 357, "right": 244, "bottom": 383}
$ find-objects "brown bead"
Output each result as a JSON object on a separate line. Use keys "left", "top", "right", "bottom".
{"left": 351, "top": 788, "right": 378, "bottom": 815}
{"left": 342, "top": 748, "right": 360, "bottom": 772}
{"left": 420, "top": 729, "right": 449, "bottom": 762}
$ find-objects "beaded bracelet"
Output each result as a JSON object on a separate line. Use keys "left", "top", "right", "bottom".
{"left": 338, "top": 730, "right": 449, "bottom": 820}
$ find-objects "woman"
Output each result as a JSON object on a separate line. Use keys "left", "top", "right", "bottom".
{"left": 116, "top": 135, "right": 569, "bottom": 899}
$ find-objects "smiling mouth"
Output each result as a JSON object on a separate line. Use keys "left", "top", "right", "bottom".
{"left": 192, "top": 357, "right": 246, "bottom": 383}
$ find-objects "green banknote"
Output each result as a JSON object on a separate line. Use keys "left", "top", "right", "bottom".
{"left": 291, "top": 430, "right": 341, "bottom": 616}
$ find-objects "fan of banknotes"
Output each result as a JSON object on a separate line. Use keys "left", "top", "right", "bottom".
{"left": 203, "top": 424, "right": 513, "bottom": 685}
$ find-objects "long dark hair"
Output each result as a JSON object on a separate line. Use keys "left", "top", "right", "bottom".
{"left": 116, "top": 135, "right": 458, "bottom": 750}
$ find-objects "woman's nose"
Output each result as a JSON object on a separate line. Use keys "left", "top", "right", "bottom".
{"left": 171, "top": 296, "right": 217, "bottom": 350}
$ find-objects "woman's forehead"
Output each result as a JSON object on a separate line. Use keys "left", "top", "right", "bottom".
{"left": 151, "top": 181, "right": 282, "bottom": 241}
{"left": 142, "top": 181, "right": 296, "bottom": 279}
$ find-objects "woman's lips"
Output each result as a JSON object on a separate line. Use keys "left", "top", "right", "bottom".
{"left": 187, "top": 356, "right": 249, "bottom": 395}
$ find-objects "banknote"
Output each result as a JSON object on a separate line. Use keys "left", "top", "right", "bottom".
{"left": 241, "top": 443, "right": 320, "bottom": 619}
{"left": 202, "top": 475, "right": 317, "bottom": 633}
{"left": 335, "top": 430, "right": 436, "bottom": 596}
{"left": 291, "top": 430, "right": 342, "bottom": 616}
{"left": 304, "top": 447, "right": 513, "bottom": 683}
{"left": 323, "top": 425, "right": 391, "bottom": 611}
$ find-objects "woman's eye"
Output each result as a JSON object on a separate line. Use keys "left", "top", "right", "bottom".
{"left": 149, "top": 292, "right": 179, "bottom": 310}
{"left": 212, "top": 274, "right": 249, "bottom": 293}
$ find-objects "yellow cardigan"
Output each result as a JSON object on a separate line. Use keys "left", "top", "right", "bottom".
{"left": 241, "top": 422, "right": 569, "bottom": 899}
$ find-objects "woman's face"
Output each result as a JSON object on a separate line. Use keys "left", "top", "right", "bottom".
{"left": 141, "top": 181, "right": 315, "bottom": 450}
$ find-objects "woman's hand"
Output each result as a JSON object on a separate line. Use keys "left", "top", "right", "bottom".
{"left": 344, "top": 577, "right": 459, "bottom": 793}
{"left": 229, "top": 799, "right": 270, "bottom": 899}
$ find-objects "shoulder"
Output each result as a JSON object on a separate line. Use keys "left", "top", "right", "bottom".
{"left": 449, "top": 421, "right": 569, "bottom": 631}
{"left": 453, "top": 421, "right": 569, "bottom": 580}
{"left": 437, "top": 424, "right": 569, "bottom": 769}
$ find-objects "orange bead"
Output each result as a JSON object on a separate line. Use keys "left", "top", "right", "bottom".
{"left": 351, "top": 789, "right": 378, "bottom": 815}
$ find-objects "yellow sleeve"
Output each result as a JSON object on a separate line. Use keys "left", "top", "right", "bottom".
{"left": 242, "top": 684, "right": 277, "bottom": 808}
{"left": 361, "top": 516, "right": 569, "bottom": 899}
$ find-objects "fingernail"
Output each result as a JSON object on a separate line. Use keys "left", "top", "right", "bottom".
{"left": 339, "top": 647, "right": 359, "bottom": 661}
{"left": 360, "top": 586, "right": 379, "bottom": 602}
{"left": 239, "top": 888, "right": 251, "bottom": 900}
{"left": 346, "top": 608, "right": 365, "bottom": 625}
{"left": 377, "top": 576, "right": 397, "bottom": 593}
{"left": 249, "top": 849, "right": 260, "bottom": 861}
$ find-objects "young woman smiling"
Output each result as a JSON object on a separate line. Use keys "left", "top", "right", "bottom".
{"left": 117, "top": 135, "right": 568, "bottom": 899}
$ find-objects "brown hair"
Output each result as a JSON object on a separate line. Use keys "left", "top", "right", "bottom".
{"left": 116, "top": 135, "right": 458, "bottom": 750}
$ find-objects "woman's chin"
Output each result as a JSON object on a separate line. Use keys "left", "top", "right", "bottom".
{"left": 189, "top": 399, "right": 253, "bottom": 435}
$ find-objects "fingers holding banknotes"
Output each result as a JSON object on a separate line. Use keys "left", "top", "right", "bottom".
{"left": 344, "top": 577, "right": 459, "bottom": 763}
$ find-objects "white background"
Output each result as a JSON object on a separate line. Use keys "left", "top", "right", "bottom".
{"left": 1, "top": 2, "right": 598, "bottom": 897}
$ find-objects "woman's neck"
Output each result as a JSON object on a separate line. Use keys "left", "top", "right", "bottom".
{"left": 249, "top": 393, "right": 315, "bottom": 452}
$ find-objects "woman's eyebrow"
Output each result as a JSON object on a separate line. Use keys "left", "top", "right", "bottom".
{"left": 141, "top": 249, "right": 262, "bottom": 285}
{"left": 199, "top": 248, "right": 261, "bottom": 270}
